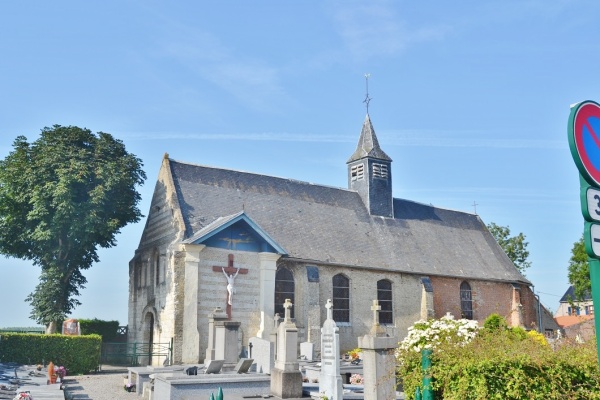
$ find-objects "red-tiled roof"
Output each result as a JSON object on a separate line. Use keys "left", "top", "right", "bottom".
{"left": 554, "top": 315, "right": 594, "bottom": 328}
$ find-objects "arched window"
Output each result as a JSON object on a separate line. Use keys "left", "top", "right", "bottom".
{"left": 377, "top": 279, "right": 393, "bottom": 324}
{"left": 333, "top": 274, "right": 350, "bottom": 323}
{"left": 154, "top": 250, "right": 160, "bottom": 286}
{"left": 275, "top": 268, "right": 294, "bottom": 318}
{"left": 460, "top": 281, "right": 473, "bottom": 320}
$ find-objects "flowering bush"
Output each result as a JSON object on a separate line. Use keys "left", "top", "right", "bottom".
{"left": 349, "top": 373, "right": 364, "bottom": 385}
{"left": 397, "top": 314, "right": 600, "bottom": 399}
{"left": 397, "top": 313, "right": 479, "bottom": 354}
{"left": 55, "top": 366, "right": 67, "bottom": 379}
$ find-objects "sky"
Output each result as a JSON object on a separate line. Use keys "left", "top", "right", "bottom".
{"left": 1, "top": 0, "right": 599, "bottom": 327}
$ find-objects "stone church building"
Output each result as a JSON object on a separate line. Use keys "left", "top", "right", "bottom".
{"left": 128, "top": 114, "right": 544, "bottom": 365}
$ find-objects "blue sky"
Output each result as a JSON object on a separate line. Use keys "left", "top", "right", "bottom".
{"left": 1, "top": 1, "right": 598, "bottom": 327}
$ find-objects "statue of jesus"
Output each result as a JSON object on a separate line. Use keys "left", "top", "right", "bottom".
{"left": 222, "top": 266, "right": 240, "bottom": 306}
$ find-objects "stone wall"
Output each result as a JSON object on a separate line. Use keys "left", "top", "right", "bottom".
{"left": 196, "top": 248, "right": 263, "bottom": 361}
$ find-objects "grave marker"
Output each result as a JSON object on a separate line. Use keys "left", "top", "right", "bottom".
{"left": 319, "top": 299, "right": 343, "bottom": 400}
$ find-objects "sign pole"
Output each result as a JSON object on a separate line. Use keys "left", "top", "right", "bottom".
{"left": 568, "top": 100, "right": 600, "bottom": 367}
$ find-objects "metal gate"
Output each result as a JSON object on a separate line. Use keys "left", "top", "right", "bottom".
{"left": 101, "top": 339, "right": 173, "bottom": 367}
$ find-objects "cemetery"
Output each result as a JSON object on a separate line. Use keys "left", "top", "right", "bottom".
{"left": 119, "top": 298, "right": 403, "bottom": 399}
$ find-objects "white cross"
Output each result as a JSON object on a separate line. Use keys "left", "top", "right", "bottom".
{"left": 325, "top": 299, "right": 333, "bottom": 321}
{"left": 283, "top": 298, "right": 293, "bottom": 321}
{"left": 371, "top": 299, "right": 381, "bottom": 326}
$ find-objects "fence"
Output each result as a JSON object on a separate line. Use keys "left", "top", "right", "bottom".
{"left": 101, "top": 339, "right": 173, "bottom": 367}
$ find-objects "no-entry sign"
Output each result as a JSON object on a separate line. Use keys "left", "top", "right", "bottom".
{"left": 569, "top": 100, "right": 600, "bottom": 187}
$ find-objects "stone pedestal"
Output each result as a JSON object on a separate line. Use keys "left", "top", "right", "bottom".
{"left": 217, "top": 321, "right": 241, "bottom": 370}
{"left": 205, "top": 307, "right": 240, "bottom": 369}
{"left": 358, "top": 300, "right": 398, "bottom": 400}
{"left": 270, "top": 299, "right": 303, "bottom": 398}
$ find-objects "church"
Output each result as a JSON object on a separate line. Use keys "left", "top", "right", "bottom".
{"left": 128, "top": 114, "right": 547, "bottom": 365}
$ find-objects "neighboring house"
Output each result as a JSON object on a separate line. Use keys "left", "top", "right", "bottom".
{"left": 555, "top": 286, "right": 594, "bottom": 317}
{"left": 128, "top": 114, "right": 551, "bottom": 365}
{"left": 555, "top": 315, "right": 595, "bottom": 341}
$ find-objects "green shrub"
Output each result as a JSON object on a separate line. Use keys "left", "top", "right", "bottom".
{"left": 78, "top": 319, "right": 119, "bottom": 342}
{"left": 0, "top": 333, "right": 101, "bottom": 374}
{"left": 483, "top": 313, "right": 507, "bottom": 331}
{"left": 398, "top": 324, "right": 600, "bottom": 400}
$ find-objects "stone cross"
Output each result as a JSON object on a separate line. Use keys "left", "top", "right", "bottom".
{"left": 283, "top": 299, "right": 293, "bottom": 321}
{"left": 211, "top": 254, "right": 248, "bottom": 319}
{"left": 325, "top": 299, "right": 333, "bottom": 320}
{"left": 371, "top": 299, "right": 381, "bottom": 326}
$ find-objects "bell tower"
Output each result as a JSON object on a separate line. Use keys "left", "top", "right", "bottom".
{"left": 347, "top": 114, "right": 393, "bottom": 218}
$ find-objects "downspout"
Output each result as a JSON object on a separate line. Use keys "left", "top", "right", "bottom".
{"left": 532, "top": 285, "right": 542, "bottom": 333}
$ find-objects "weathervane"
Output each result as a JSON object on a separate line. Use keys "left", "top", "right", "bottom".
{"left": 363, "top": 73, "right": 372, "bottom": 114}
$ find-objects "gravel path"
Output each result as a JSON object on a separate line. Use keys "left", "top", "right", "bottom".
{"left": 63, "top": 365, "right": 137, "bottom": 400}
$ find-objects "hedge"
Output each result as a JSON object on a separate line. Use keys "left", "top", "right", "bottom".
{"left": 0, "top": 333, "right": 102, "bottom": 374}
{"left": 399, "top": 329, "right": 600, "bottom": 400}
{"left": 78, "top": 318, "right": 120, "bottom": 342}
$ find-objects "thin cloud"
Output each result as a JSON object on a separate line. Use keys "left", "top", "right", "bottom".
{"left": 144, "top": 13, "right": 288, "bottom": 113}
{"left": 331, "top": 2, "right": 451, "bottom": 60}
{"left": 120, "top": 129, "right": 562, "bottom": 150}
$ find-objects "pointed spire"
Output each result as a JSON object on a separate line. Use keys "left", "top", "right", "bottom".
{"left": 347, "top": 114, "right": 392, "bottom": 163}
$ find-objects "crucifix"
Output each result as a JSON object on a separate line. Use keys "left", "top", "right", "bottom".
{"left": 212, "top": 254, "right": 248, "bottom": 319}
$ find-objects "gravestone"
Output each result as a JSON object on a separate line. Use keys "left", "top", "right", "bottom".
{"left": 270, "top": 299, "right": 303, "bottom": 398}
{"left": 234, "top": 358, "right": 254, "bottom": 374}
{"left": 205, "top": 307, "right": 240, "bottom": 370}
{"left": 204, "top": 360, "right": 225, "bottom": 374}
{"left": 318, "top": 299, "right": 343, "bottom": 400}
{"left": 358, "top": 299, "right": 398, "bottom": 400}
{"left": 205, "top": 307, "right": 228, "bottom": 363}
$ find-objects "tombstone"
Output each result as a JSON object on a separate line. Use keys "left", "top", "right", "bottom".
{"left": 62, "top": 319, "right": 80, "bottom": 336}
{"left": 300, "top": 341, "right": 314, "bottom": 361}
{"left": 234, "top": 358, "right": 254, "bottom": 374}
{"left": 270, "top": 299, "right": 303, "bottom": 398}
{"left": 248, "top": 313, "right": 280, "bottom": 374}
{"left": 318, "top": 299, "right": 343, "bottom": 400}
{"left": 204, "top": 360, "right": 225, "bottom": 374}
{"left": 357, "top": 300, "right": 398, "bottom": 400}
{"left": 205, "top": 307, "right": 241, "bottom": 370}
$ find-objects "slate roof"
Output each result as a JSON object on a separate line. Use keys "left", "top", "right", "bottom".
{"left": 347, "top": 115, "right": 392, "bottom": 162}
{"left": 559, "top": 285, "right": 592, "bottom": 302}
{"left": 168, "top": 159, "right": 529, "bottom": 285}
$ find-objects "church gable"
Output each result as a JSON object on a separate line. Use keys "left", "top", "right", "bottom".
{"left": 182, "top": 212, "right": 286, "bottom": 254}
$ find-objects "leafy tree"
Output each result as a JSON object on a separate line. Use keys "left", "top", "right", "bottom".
{"left": 487, "top": 222, "right": 531, "bottom": 275}
{"left": 0, "top": 125, "right": 146, "bottom": 332}
{"left": 567, "top": 235, "right": 590, "bottom": 301}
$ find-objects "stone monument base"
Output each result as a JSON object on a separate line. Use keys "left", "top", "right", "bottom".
{"left": 270, "top": 367, "right": 303, "bottom": 399}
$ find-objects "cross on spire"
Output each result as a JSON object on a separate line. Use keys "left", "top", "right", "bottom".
{"left": 283, "top": 298, "right": 293, "bottom": 321}
{"left": 363, "top": 73, "right": 372, "bottom": 115}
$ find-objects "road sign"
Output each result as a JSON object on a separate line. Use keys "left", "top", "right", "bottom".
{"left": 582, "top": 186, "right": 600, "bottom": 222}
{"left": 585, "top": 222, "right": 600, "bottom": 258}
{"left": 569, "top": 101, "right": 600, "bottom": 187}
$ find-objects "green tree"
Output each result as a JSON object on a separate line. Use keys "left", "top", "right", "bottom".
{"left": 567, "top": 235, "right": 590, "bottom": 301}
{"left": 487, "top": 222, "right": 531, "bottom": 275}
{"left": 0, "top": 125, "right": 146, "bottom": 332}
